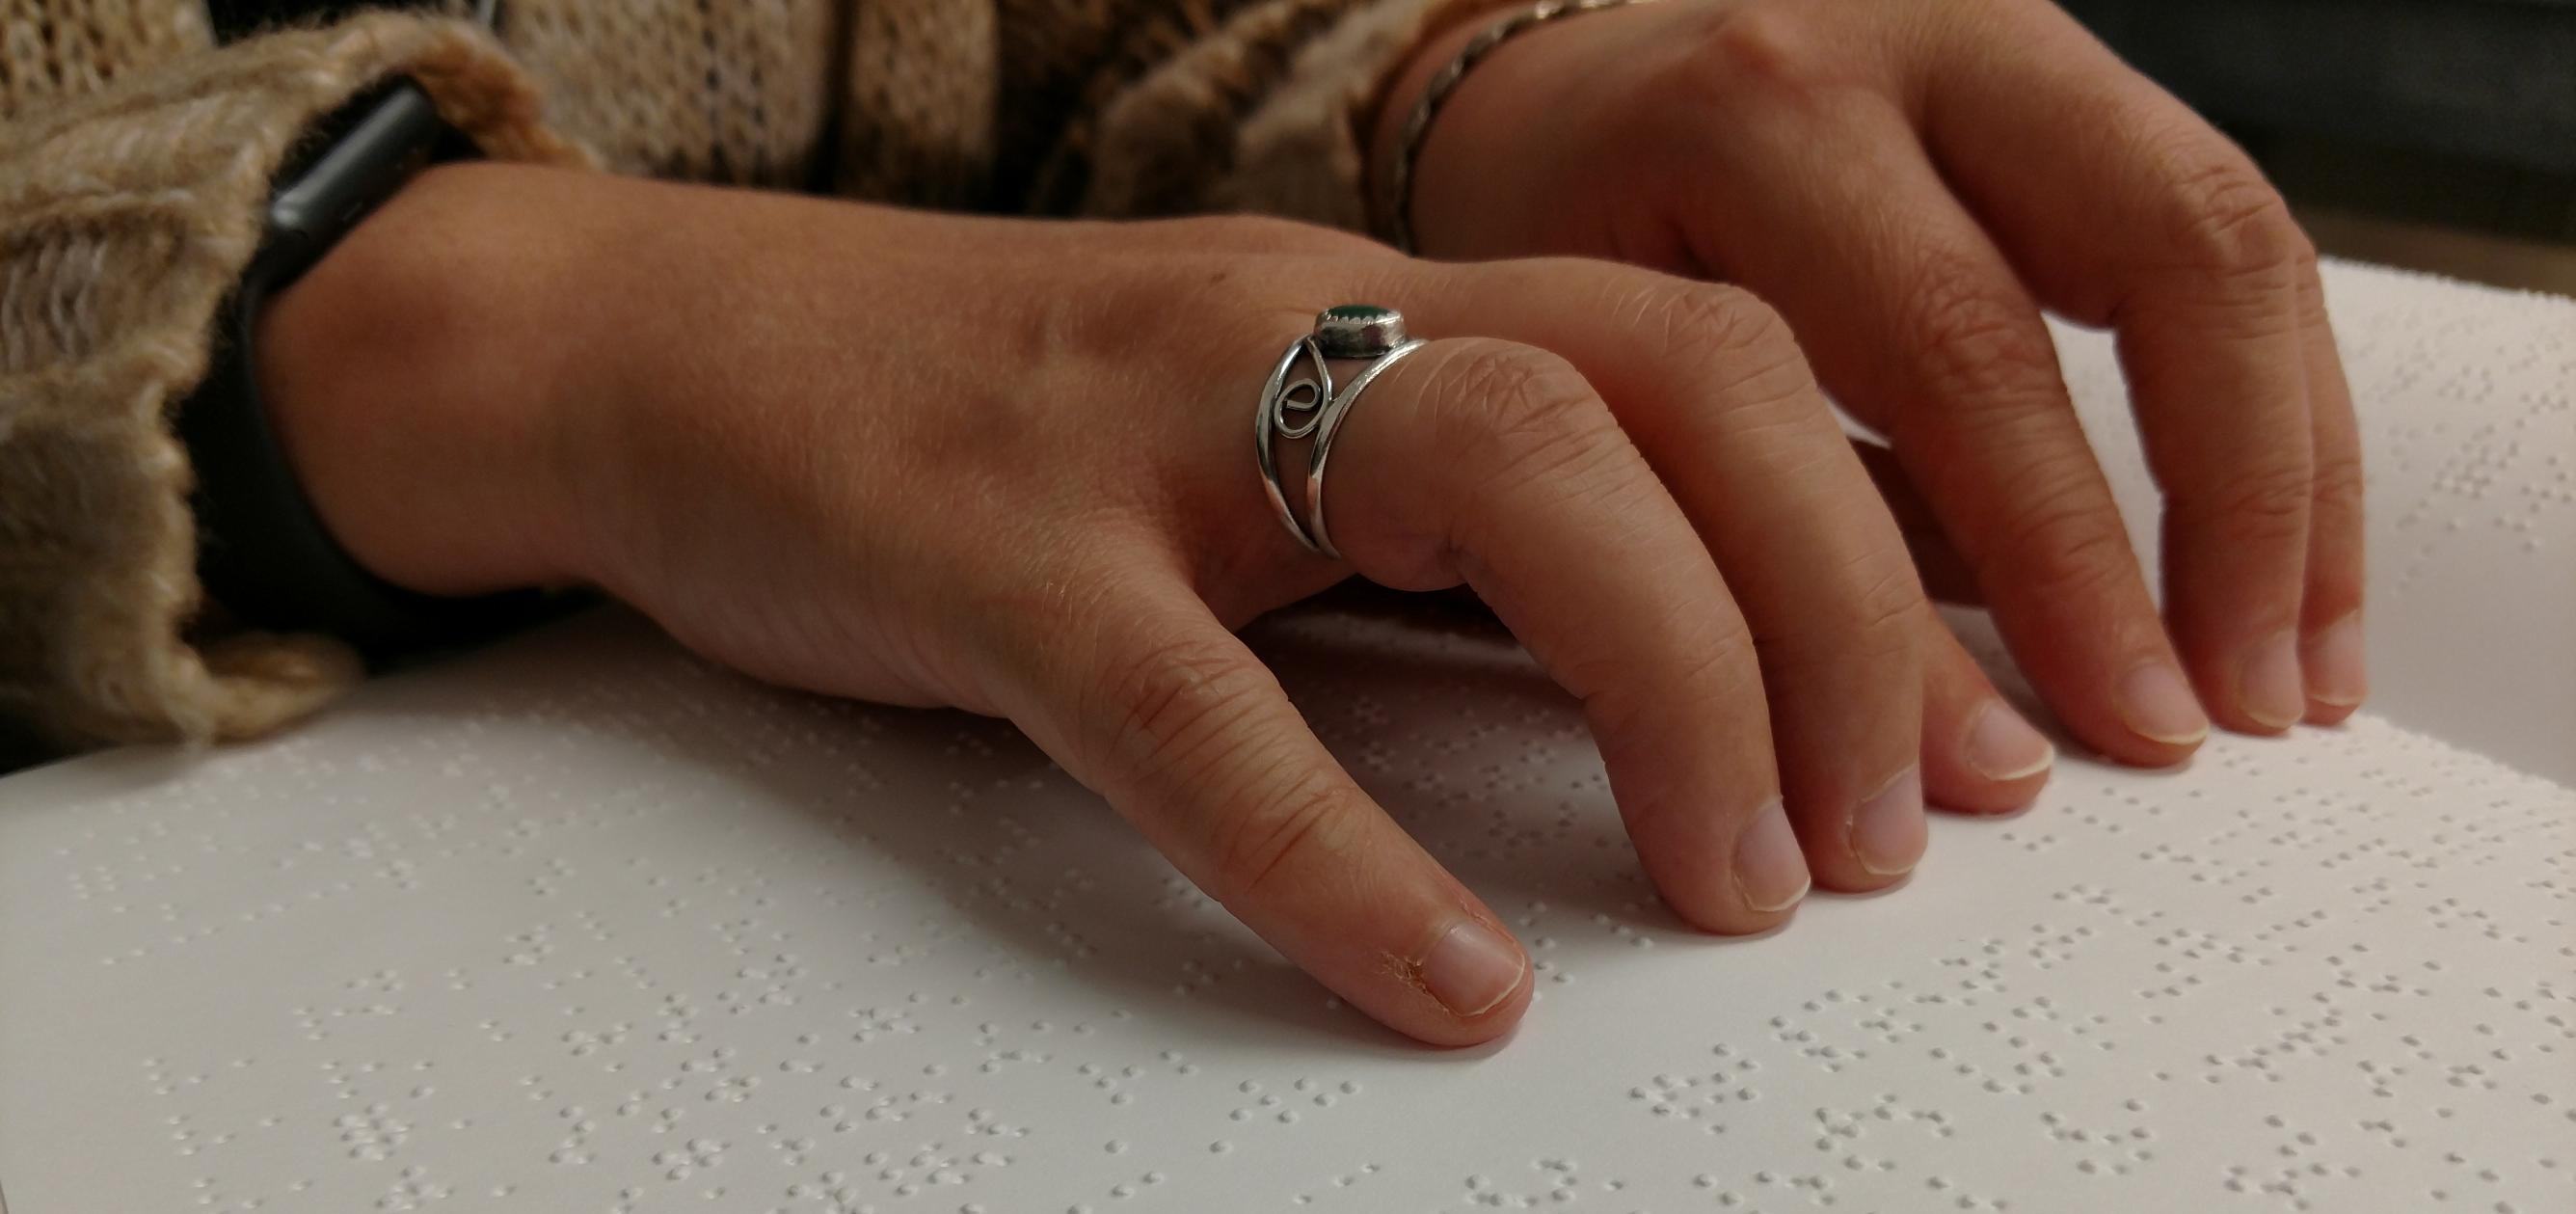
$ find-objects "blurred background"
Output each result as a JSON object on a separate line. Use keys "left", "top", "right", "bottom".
{"left": 2064, "top": 0, "right": 2576, "bottom": 295}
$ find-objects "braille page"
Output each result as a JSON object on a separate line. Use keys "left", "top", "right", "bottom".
{"left": 2, "top": 260, "right": 2569, "bottom": 1214}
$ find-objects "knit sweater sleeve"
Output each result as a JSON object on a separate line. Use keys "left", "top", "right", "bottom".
{"left": 840, "top": 0, "right": 1499, "bottom": 227}
{"left": 0, "top": 10, "right": 588, "bottom": 747}
{"left": 0, "top": 0, "right": 1484, "bottom": 752}
{"left": 486, "top": 0, "right": 1496, "bottom": 225}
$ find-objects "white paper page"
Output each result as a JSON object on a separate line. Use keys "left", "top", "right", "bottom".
{"left": 2055, "top": 263, "right": 2575, "bottom": 781}
{"left": 3, "top": 261, "right": 2570, "bottom": 1213}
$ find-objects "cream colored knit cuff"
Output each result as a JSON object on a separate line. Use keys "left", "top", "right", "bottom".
{"left": 0, "top": 13, "right": 590, "bottom": 749}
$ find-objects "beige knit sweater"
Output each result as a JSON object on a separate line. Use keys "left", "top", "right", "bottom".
{"left": 0, "top": 0, "right": 1495, "bottom": 751}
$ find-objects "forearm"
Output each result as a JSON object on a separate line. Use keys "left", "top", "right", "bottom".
{"left": 0, "top": 12, "right": 583, "bottom": 747}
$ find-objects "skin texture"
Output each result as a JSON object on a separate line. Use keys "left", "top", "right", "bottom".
{"left": 260, "top": 164, "right": 2018, "bottom": 1045}
{"left": 255, "top": 0, "right": 2364, "bottom": 1047}
{"left": 1378, "top": 0, "right": 2367, "bottom": 776}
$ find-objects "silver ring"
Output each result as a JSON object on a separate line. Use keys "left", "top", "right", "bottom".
{"left": 1254, "top": 306, "right": 1428, "bottom": 560}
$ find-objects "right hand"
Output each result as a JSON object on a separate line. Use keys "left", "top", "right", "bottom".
{"left": 256, "top": 163, "right": 2059, "bottom": 1045}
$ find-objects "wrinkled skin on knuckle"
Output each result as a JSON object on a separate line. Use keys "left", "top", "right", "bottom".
{"left": 1642, "top": 283, "right": 1823, "bottom": 422}
{"left": 2308, "top": 446, "right": 2367, "bottom": 525}
{"left": 1419, "top": 340, "right": 1631, "bottom": 526}
{"left": 1897, "top": 255, "right": 2062, "bottom": 411}
{"left": 1204, "top": 766, "right": 1364, "bottom": 908}
{"left": 1423, "top": 340, "right": 1599, "bottom": 434}
{"left": 1739, "top": 526, "right": 1924, "bottom": 680}
{"left": 2145, "top": 135, "right": 2302, "bottom": 284}
{"left": 1083, "top": 631, "right": 1278, "bottom": 798}
{"left": 1636, "top": 280, "right": 1789, "bottom": 357}
{"left": 1852, "top": 554, "right": 1931, "bottom": 649}
{"left": 1582, "top": 620, "right": 1762, "bottom": 757}
{"left": 1826, "top": 545, "right": 1930, "bottom": 653}
{"left": 1982, "top": 457, "right": 2141, "bottom": 603}
{"left": 2172, "top": 458, "right": 2314, "bottom": 549}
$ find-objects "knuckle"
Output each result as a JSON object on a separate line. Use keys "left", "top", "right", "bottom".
{"left": 1648, "top": 280, "right": 1790, "bottom": 355}
{"left": 1677, "top": 2, "right": 1846, "bottom": 108}
{"left": 1420, "top": 338, "right": 1623, "bottom": 479}
{"left": 1757, "top": 542, "right": 1925, "bottom": 679}
{"left": 1625, "top": 281, "right": 1823, "bottom": 435}
{"left": 1089, "top": 633, "right": 1274, "bottom": 789}
{"left": 2187, "top": 460, "right": 2313, "bottom": 542}
{"left": 1586, "top": 623, "right": 1762, "bottom": 748}
{"left": 1660, "top": 283, "right": 1809, "bottom": 376}
{"left": 2310, "top": 446, "right": 2366, "bottom": 515}
{"left": 1988, "top": 465, "right": 2142, "bottom": 602}
{"left": 1839, "top": 547, "right": 1931, "bottom": 642}
{"left": 1900, "top": 256, "right": 2062, "bottom": 408}
{"left": 1207, "top": 768, "right": 1359, "bottom": 904}
{"left": 2156, "top": 145, "right": 2300, "bottom": 280}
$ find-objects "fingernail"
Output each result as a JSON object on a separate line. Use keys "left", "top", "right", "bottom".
{"left": 2303, "top": 614, "right": 2368, "bottom": 708}
{"left": 1735, "top": 798, "right": 1809, "bottom": 913}
{"left": 1965, "top": 699, "right": 2055, "bottom": 782}
{"left": 2239, "top": 631, "right": 2305, "bottom": 730}
{"left": 2116, "top": 662, "right": 2210, "bottom": 746}
{"left": 1851, "top": 768, "right": 1926, "bottom": 877}
{"left": 1419, "top": 919, "right": 1525, "bottom": 1017}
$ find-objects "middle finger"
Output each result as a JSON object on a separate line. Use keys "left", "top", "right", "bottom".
{"left": 1669, "top": 87, "right": 2212, "bottom": 764}
{"left": 1325, "top": 336, "right": 1809, "bottom": 931}
{"left": 1410, "top": 262, "right": 1989, "bottom": 886}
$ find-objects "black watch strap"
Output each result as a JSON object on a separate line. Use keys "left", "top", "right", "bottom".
{"left": 177, "top": 54, "right": 566, "bottom": 657}
{"left": 181, "top": 256, "right": 560, "bottom": 655}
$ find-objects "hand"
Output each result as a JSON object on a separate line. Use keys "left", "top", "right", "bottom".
{"left": 1380, "top": 0, "right": 2368, "bottom": 764}
{"left": 256, "top": 163, "right": 2057, "bottom": 1044}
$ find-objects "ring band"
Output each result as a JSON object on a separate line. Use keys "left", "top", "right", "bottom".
{"left": 1255, "top": 306, "right": 1427, "bottom": 559}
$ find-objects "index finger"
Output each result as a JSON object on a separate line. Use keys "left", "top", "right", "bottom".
{"left": 1000, "top": 567, "right": 1536, "bottom": 1046}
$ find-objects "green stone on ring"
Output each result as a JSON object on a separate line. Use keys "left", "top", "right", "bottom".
{"left": 1314, "top": 305, "right": 1409, "bottom": 359}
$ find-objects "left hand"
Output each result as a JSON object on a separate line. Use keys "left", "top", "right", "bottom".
{"left": 1375, "top": 0, "right": 2367, "bottom": 767}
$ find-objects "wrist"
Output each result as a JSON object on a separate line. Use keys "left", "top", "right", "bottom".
{"left": 1367, "top": 0, "right": 1686, "bottom": 262}
{"left": 255, "top": 161, "right": 609, "bottom": 599}
{"left": 1366, "top": 3, "right": 1522, "bottom": 244}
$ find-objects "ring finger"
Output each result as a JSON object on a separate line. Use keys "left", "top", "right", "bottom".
{"left": 1413, "top": 263, "right": 2035, "bottom": 884}
{"left": 1322, "top": 336, "right": 1808, "bottom": 931}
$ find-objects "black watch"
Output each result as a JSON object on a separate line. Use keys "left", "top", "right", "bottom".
{"left": 175, "top": 78, "right": 561, "bottom": 657}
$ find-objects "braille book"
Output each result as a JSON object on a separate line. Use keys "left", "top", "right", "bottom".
{"left": 3, "top": 260, "right": 2568, "bottom": 1213}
